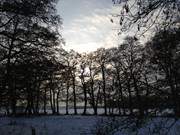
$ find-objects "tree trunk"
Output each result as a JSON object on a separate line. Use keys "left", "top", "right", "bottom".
{"left": 53, "top": 89, "right": 56, "bottom": 114}
{"left": 116, "top": 68, "right": 125, "bottom": 115}
{"left": 72, "top": 76, "right": 77, "bottom": 115}
{"left": 101, "top": 64, "right": 107, "bottom": 115}
{"left": 43, "top": 87, "right": 47, "bottom": 114}
{"left": 56, "top": 90, "right": 60, "bottom": 114}
{"left": 144, "top": 74, "right": 150, "bottom": 115}
{"left": 132, "top": 75, "right": 144, "bottom": 118}
{"left": 50, "top": 88, "right": 55, "bottom": 114}
{"left": 168, "top": 75, "right": 180, "bottom": 117}
{"left": 127, "top": 79, "right": 133, "bottom": 115}
{"left": 83, "top": 84, "right": 87, "bottom": 115}
{"left": 6, "top": 20, "right": 19, "bottom": 116}
{"left": 35, "top": 80, "right": 40, "bottom": 114}
{"left": 66, "top": 82, "right": 69, "bottom": 115}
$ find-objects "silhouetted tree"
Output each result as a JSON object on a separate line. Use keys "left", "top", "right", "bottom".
{"left": 146, "top": 28, "right": 180, "bottom": 117}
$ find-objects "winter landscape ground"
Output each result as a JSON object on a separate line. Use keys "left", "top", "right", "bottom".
{"left": 0, "top": 116, "right": 99, "bottom": 135}
{"left": 0, "top": 115, "right": 180, "bottom": 135}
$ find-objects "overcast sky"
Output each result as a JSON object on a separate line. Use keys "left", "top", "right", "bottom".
{"left": 56, "top": 0, "right": 120, "bottom": 53}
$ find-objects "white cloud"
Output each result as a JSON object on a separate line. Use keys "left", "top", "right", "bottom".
{"left": 62, "top": 5, "right": 121, "bottom": 53}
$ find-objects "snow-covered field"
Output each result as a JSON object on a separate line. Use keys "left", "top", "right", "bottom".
{"left": 113, "top": 118, "right": 180, "bottom": 135}
{"left": 0, "top": 116, "right": 100, "bottom": 135}
{"left": 0, "top": 116, "right": 179, "bottom": 135}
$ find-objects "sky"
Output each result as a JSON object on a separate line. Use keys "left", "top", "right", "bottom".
{"left": 56, "top": 0, "right": 120, "bottom": 53}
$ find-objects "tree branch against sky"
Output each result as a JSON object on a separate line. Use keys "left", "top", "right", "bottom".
{"left": 112, "top": 0, "right": 180, "bottom": 38}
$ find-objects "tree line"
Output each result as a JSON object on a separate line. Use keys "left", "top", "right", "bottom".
{"left": 0, "top": 0, "right": 179, "bottom": 118}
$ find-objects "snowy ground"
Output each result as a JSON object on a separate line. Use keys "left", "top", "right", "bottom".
{"left": 0, "top": 116, "right": 101, "bottom": 135}
{"left": 112, "top": 117, "right": 180, "bottom": 135}
{"left": 0, "top": 116, "right": 179, "bottom": 135}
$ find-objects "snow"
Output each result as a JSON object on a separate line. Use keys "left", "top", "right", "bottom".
{"left": 113, "top": 118, "right": 180, "bottom": 135}
{"left": 0, "top": 116, "right": 100, "bottom": 135}
{"left": 0, "top": 116, "right": 179, "bottom": 135}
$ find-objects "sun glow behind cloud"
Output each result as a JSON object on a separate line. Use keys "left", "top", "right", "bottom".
{"left": 57, "top": 0, "right": 120, "bottom": 53}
